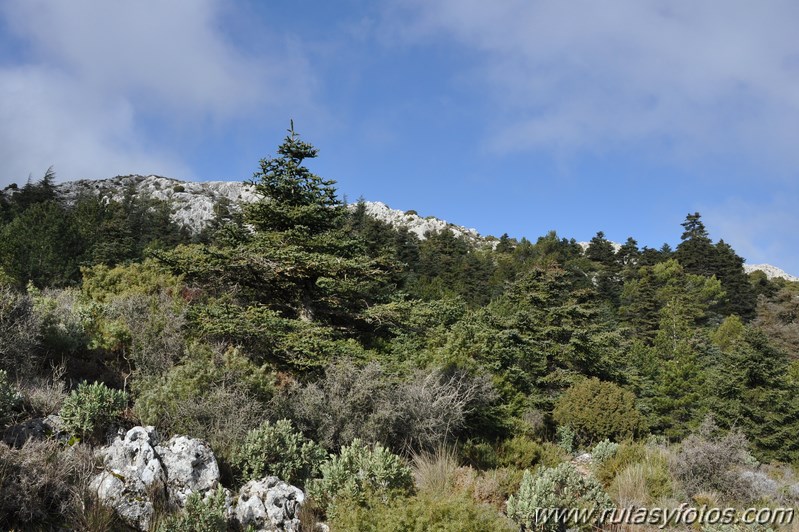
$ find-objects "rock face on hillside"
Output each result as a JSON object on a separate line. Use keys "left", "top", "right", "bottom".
{"left": 57, "top": 174, "right": 259, "bottom": 233}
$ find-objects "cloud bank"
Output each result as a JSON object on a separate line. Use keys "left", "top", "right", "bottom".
{"left": 392, "top": 0, "right": 799, "bottom": 174}
{"left": 0, "top": 0, "right": 311, "bottom": 184}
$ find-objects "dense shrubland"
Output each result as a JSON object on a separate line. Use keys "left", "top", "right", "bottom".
{"left": 1, "top": 128, "right": 799, "bottom": 529}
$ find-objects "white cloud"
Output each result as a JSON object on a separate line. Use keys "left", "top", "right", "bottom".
{"left": 390, "top": 0, "right": 799, "bottom": 173}
{"left": 0, "top": 0, "right": 313, "bottom": 184}
{"left": 703, "top": 197, "right": 799, "bottom": 276}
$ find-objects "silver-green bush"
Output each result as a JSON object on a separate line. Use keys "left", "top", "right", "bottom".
{"left": 507, "top": 463, "right": 613, "bottom": 531}
{"left": 59, "top": 381, "right": 128, "bottom": 441}
{"left": 230, "top": 419, "right": 326, "bottom": 486}
{"left": 307, "top": 438, "right": 414, "bottom": 510}
{"left": 591, "top": 439, "right": 620, "bottom": 465}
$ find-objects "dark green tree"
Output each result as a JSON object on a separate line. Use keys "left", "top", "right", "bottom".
{"left": 676, "top": 212, "right": 715, "bottom": 277}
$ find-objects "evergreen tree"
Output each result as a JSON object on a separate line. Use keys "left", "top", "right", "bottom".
{"left": 158, "top": 125, "right": 397, "bottom": 366}
{"left": 713, "top": 240, "right": 756, "bottom": 320}
{"left": 711, "top": 326, "right": 799, "bottom": 462}
{"left": 676, "top": 212, "right": 715, "bottom": 277}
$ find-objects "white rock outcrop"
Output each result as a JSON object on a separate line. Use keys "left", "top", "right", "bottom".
{"left": 90, "top": 426, "right": 223, "bottom": 530}
{"left": 155, "top": 434, "right": 221, "bottom": 507}
{"left": 234, "top": 476, "right": 305, "bottom": 532}
{"left": 90, "top": 426, "right": 166, "bottom": 530}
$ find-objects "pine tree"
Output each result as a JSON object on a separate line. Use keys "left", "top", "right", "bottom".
{"left": 676, "top": 212, "right": 716, "bottom": 277}
{"left": 158, "top": 125, "right": 397, "bottom": 366}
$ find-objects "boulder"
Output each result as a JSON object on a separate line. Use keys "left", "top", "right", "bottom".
{"left": 90, "top": 426, "right": 165, "bottom": 530}
{"left": 234, "top": 476, "right": 305, "bottom": 531}
{"left": 156, "top": 435, "right": 220, "bottom": 506}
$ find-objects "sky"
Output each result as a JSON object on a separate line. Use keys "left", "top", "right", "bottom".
{"left": 1, "top": 1, "right": 798, "bottom": 274}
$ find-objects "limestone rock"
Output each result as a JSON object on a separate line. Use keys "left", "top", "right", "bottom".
{"left": 156, "top": 434, "right": 221, "bottom": 507}
{"left": 234, "top": 476, "right": 305, "bottom": 531}
{"left": 90, "top": 426, "right": 165, "bottom": 530}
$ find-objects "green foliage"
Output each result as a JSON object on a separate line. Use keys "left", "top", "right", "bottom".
{"left": 307, "top": 438, "right": 414, "bottom": 511}
{"left": 554, "top": 378, "right": 646, "bottom": 446}
{"left": 497, "top": 435, "right": 545, "bottom": 470}
{"left": 155, "top": 486, "right": 228, "bottom": 532}
{"left": 591, "top": 439, "right": 619, "bottom": 465}
{"left": 0, "top": 370, "right": 20, "bottom": 425}
{"left": 231, "top": 419, "right": 326, "bottom": 486}
{"left": 59, "top": 381, "right": 128, "bottom": 441}
{"left": 0, "top": 201, "right": 83, "bottom": 287}
{"left": 507, "top": 463, "right": 613, "bottom": 531}
{"left": 133, "top": 343, "right": 272, "bottom": 457}
{"left": 556, "top": 424, "right": 576, "bottom": 453}
{"left": 329, "top": 491, "right": 516, "bottom": 532}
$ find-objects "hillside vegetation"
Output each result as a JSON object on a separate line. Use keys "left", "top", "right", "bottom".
{"left": 1, "top": 127, "right": 799, "bottom": 530}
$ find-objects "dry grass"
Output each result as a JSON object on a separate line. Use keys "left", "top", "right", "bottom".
{"left": 412, "top": 445, "right": 460, "bottom": 494}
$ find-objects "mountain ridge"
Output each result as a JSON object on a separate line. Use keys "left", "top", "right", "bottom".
{"left": 55, "top": 174, "right": 798, "bottom": 282}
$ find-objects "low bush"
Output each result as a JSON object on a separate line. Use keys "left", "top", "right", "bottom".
{"left": 155, "top": 486, "right": 229, "bottom": 532}
{"left": 591, "top": 439, "right": 620, "bottom": 466}
{"left": 507, "top": 462, "right": 613, "bottom": 532}
{"left": 593, "top": 441, "right": 647, "bottom": 486}
{"left": 0, "top": 285, "right": 41, "bottom": 377}
{"left": 671, "top": 417, "right": 757, "bottom": 502}
{"left": 274, "top": 361, "right": 497, "bottom": 454}
{"left": 329, "top": 491, "right": 516, "bottom": 532}
{"left": 60, "top": 381, "right": 127, "bottom": 441}
{"left": 497, "top": 435, "right": 543, "bottom": 469}
{"left": 0, "top": 439, "right": 95, "bottom": 528}
{"left": 230, "top": 419, "right": 326, "bottom": 487}
{"left": 133, "top": 343, "right": 271, "bottom": 458}
{"left": 307, "top": 438, "right": 414, "bottom": 512}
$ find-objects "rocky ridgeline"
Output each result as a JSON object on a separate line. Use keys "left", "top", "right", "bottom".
{"left": 742, "top": 263, "right": 799, "bottom": 283}
{"left": 57, "top": 175, "right": 260, "bottom": 232}
{"left": 57, "top": 175, "right": 797, "bottom": 282}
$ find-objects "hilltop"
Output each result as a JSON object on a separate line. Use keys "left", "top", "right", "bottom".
{"left": 55, "top": 174, "right": 798, "bottom": 281}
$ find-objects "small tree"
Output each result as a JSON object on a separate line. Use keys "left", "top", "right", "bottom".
{"left": 554, "top": 378, "right": 646, "bottom": 446}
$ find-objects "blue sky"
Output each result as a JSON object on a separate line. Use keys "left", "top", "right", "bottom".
{"left": 2, "top": 1, "right": 798, "bottom": 274}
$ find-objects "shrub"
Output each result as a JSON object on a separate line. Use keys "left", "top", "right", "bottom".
{"left": 593, "top": 441, "right": 647, "bottom": 486}
{"left": 133, "top": 343, "right": 271, "bottom": 458}
{"left": 460, "top": 438, "right": 498, "bottom": 469}
{"left": 672, "top": 417, "right": 757, "bottom": 502}
{"left": 554, "top": 378, "right": 646, "bottom": 446}
{"left": 557, "top": 424, "right": 576, "bottom": 453}
{"left": 155, "top": 486, "right": 228, "bottom": 532}
{"left": 230, "top": 419, "right": 326, "bottom": 487}
{"left": 0, "top": 439, "right": 95, "bottom": 528}
{"left": 172, "top": 185, "right": 186, "bottom": 193}
{"left": 0, "top": 285, "right": 41, "bottom": 377}
{"left": 591, "top": 439, "right": 620, "bottom": 466}
{"left": 274, "top": 361, "right": 497, "bottom": 453}
{"left": 329, "top": 491, "right": 516, "bottom": 532}
{"left": 507, "top": 463, "right": 613, "bottom": 532}
{"left": 60, "top": 381, "right": 128, "bottom": 441}
{"left": 0, "top": 370, "right": 21, "bottom": 425}
{"left": 497, "top": 435, "right": 543, "bottom": 469}
{"left": 307, "top": 438, "right": 413, "bottom": 511}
